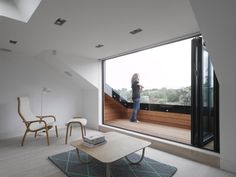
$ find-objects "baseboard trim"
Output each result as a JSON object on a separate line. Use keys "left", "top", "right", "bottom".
{"left": 220, "top": 158, "right": 236, "bottom": 174}
{"left": 99, "top": 124, "right": 220, "bottom": 168}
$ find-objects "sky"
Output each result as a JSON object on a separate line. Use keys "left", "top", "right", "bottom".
{"left": 105, "top": 38, "right": 192, "bottom": 90}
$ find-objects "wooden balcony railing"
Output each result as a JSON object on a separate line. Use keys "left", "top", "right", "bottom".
{"left": 104, "top": 94, "right": 191, "bottom": 129}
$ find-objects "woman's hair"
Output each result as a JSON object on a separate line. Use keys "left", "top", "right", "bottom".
{"left": 131, "top": 73, "right": 139, "bottom": 85}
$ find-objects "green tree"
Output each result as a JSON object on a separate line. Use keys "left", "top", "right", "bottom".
{"left": 116, "top": 86, "right": 191, "bottom": 106}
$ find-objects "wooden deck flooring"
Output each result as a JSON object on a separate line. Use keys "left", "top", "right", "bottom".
{"left": 104, "top": 119, "right": 191, "bottom": 144}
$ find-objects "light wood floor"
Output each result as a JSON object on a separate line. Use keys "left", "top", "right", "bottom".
{"left": 0, "top": 128, "right": 235, "bottom": 177}
{"left": 105, "top": 119, "right": 191, "bottom": 144}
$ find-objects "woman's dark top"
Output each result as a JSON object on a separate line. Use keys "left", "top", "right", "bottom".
{"left": 132, "top": 81, "right": 141, "bottom": 100}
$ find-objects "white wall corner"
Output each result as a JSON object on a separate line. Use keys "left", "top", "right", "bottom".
{"left": 190, "top": 0, "right": 236, "bottom": 174}
{"left": 220, "top": 158, "right": 236, "bottom": 174}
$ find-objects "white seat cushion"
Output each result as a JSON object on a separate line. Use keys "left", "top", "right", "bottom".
{"left": 29, "top": 122, "right": 46, "bottom": 130}
{"left": 19, "top": 97, "right": 38, "bottom": 122}
{"left": 29, "top": 119, "right": 56, "bottom": 131}
{"left": 66, "top": 118, "right": 87, "bottom": 126}
{"left": 43, "top": 118, "right": 56, "bottom": 126}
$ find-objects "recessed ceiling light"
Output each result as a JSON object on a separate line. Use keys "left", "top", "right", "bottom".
{"left": 9, "top": 40, "right": 18, "bottom": 44}
{"left": 95, "top": 44, "right": 104, "bottom": 48}
{"left": 52, "top": 50, "right": 57, "bottom": 55}
{"left": 64, "top": 71, "right": 72, "bottom": 77}
{"left": 129, "top": 28, "right": 143, "bottom": 35}
{"left": 54, "top": 18, "right": 67, "bottom": 26}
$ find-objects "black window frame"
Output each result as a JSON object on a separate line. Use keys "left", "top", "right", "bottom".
{"left": 102, "top": 34, "right": 198, "bottom": 116}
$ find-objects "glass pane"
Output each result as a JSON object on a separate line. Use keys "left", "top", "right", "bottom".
{"left": 105, "top": 38, "right": 192, "bottom": 106}
{"left": 201, "top": 49, "right": 214, "bottom": 142}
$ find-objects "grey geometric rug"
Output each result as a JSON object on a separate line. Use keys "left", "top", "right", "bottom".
{"left": 48, "top": 149, "right": 177, "bottom": 177}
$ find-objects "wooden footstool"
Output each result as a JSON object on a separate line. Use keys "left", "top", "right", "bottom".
{"left": 65, "top": 117, "right": 87, "bottom": 144}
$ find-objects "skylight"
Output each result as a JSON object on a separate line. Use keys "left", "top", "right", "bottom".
{"left": 0, "top": 0, "right": 41, "bottom": 23}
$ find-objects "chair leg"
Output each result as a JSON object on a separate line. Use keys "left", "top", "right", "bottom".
{"left": 21, "top": 130, "right": 28, "bottom": 146}
{"left": 80, "top": 123, "right": 86, "bottom": 138}
{"left": 65, "top": 123, "right": 70, "bottom": 144}
{"left": 69, "top": 126, "right": 72, "bottom": 136}
{"left": 83, "top": 126, "right": 86, "bottom": 136}
{"left": 45, "top": 126, "right": 50, "bottom": 146}
{"left": 55, "top": 126, "right": 58, "bottom": 137}
{"left": 34, "top": 131, "right": 37, "bottom": 138}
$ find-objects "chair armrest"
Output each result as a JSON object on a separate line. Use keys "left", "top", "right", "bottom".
{"left": 36, "top": 115, "right": 56, "bottom": 121}
{"left": 73, "top": 116, "right": 82, "bottom": 119}
{"left": 26, "top": 120, "right": 47, "bottom": 127}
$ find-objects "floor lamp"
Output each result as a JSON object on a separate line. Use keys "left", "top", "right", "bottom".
{"left": 41, "top": 87, "right": 52, "bottom": 117}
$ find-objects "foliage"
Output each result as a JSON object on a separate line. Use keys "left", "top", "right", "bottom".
{"left": 116, "top": 86, "right": 191, "bottom": 106}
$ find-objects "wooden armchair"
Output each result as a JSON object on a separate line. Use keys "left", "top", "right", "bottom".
{"left": 17, "top": 97, "right": 58, "bottom": 146}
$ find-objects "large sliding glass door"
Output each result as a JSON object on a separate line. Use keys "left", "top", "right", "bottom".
{"left": 191, "top": 37, "right": 220, "bottom": 152}
{"left": 102, "top": 35, "right": 220, "bottom": 152}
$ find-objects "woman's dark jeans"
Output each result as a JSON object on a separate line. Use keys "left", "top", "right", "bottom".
{"left": 130, "top": 98, "right": 140, "bottom": 122}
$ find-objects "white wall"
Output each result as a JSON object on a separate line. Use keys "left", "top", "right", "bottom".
{"left": 42, "top": 52, "right": 103, "bottom": 130}
{"left": 82, "top": 89, "right": 99, "bottom": 129}
{"left": 0, "top": 52, "right": 83, "bottom": 139}
{"left": 46, "top": 52, "right": 101, "bottom": 89}
{"left": 190, "top": 0, "right": 236, "bottom": 173}
{"left": 68, "top": 57, "right": 102, "bottom": 129}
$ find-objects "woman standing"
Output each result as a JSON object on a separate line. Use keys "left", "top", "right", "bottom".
{"left": 130, "top": 73, "right": 143, "bottom": 122}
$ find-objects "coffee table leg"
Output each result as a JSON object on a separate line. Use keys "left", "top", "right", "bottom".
{"left": 125, "top": 148, "right": 146, "bottom": 164}
{"left": 106, "top": 163, "right": 111, "bottom": 177}
{"left": 76, "top": 148, "right": 91, "bottom": 163}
